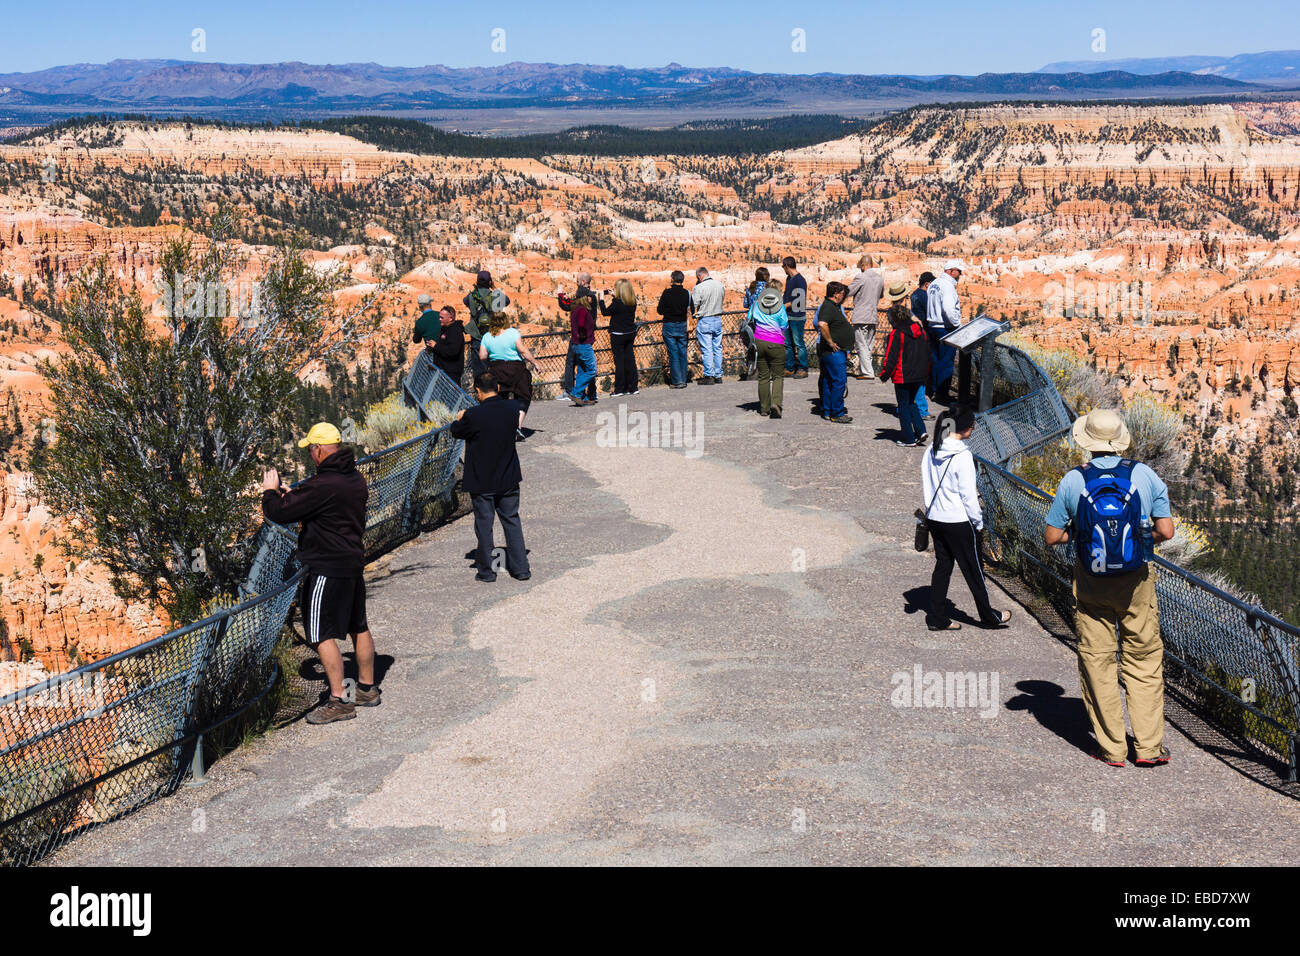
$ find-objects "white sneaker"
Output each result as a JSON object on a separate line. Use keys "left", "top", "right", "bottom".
{"left": 554, "top": 393, "right": 570, "bottom": 401}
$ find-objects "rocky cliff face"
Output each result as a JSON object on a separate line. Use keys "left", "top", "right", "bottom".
{"left": 1, "top": 103, "right": 1298, "bottom": 689}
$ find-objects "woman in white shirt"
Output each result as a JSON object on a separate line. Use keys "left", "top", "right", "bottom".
{"left": 920, "top": 405, "right": 1012, "bottom": 631}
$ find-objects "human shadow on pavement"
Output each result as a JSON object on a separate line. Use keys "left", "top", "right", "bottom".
{"left": 903, "top": 585, "right": 981, "bottom": 627}
{"left": 1005, "top": 680, "right": 1095, "bottom": 755}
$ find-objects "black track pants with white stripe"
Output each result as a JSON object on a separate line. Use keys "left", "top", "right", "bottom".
{"left": 928, "top": 519, "right": 999, "bottom": 627}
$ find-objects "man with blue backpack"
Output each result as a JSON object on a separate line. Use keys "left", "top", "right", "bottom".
{"left": 1044, "top": 409, "right": 1175, "bottom": 769}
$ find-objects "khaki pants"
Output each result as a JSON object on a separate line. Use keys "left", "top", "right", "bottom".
{"left": 1074, "top": 564, "right": 1165, "bottom": 762}
{"left": 852, "top": 323, "right": 876, "bottom": 376}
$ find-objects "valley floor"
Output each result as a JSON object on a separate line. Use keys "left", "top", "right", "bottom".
{"left": 48, "top": 376, "right": 1300, "bottom": 865}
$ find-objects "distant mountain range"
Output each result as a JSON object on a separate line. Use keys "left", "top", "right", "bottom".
{"left": 1039, "top": 50, "right": 1300, "bottom": 85}
{"left": 0, "top": 58, "right": 1265, "bottom": 114}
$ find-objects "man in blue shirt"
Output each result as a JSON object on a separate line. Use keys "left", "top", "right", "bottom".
{"left": 781, "top": 256, "right": 809, "bottom": 378}
{"left": 1044, "top": 408, "right": 1175, "bottom": 769}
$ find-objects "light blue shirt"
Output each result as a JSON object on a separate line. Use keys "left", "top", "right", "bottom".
{"left": 1046, "top": 456, "right": 1172, "bottom": 530}
{"left": 481, "top": 328, "right": 522, "bottom": 362}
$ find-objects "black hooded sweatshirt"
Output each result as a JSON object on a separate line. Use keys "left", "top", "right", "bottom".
{"left": 261, "top": 447, "right": 368, "bottom": 576}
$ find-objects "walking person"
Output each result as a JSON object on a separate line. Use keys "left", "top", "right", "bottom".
{"left": 815, "top": 281, "right": 853, "bottom": 423}
{"left": 739, "top": 267, "right": 769, "bottom": 381}
{"left": 691, "top": 267, "right": 725, "bottom": 385}
{"left": 926, "top": 259, "right": 964, "bottom": 404}
{"left": 1044, "top": 408, "right": 1174, "bottom": 768}
{"left": 601, "top": 278, "right": 640, "bottom": 396}
{"left": 567, "top": 293, "right": 599, "bottom": 406}
{"left": 557, "top": 273, "right": 598, "bottom": 401}
{"left": 463, "top": 270, "right": 510, "bottom": 385}
{"left": 656, "top": 270, "right": 691, "bottom": 388}
{"left": 262, "top": 422, "right": 380, "bottom": 724}
{"left": 921, "top": 406, "right": 1013, "bottom": 632}
{"left": 427, "top": 305, "right": 466, "bottom": 383}
{"left": 912, "top": 272, "right": 936, "bottom": 417}
{"left": 879, "top": 281, "right": 931, "bottom": 447}
{"left": 479, "top": 312, "right": 541, "bottom": 441}
{"left": 747, "top": 277, "right": 788, "bottom": 418}
{"left": 846, "top": 256, "right": 884, "bottom": 380}
{"left": 782, "top": 256, "right": 809, "bottom": 378}
{"left": 451, "top": 372, "right": 531, "bottom": 583}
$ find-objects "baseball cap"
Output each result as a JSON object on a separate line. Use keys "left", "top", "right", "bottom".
{"left": 417, "top": 293, "right": 432, "bottom": 306}
{"left": 297, "top": 422, "right": 343, "bottom": 448}
{"left": 477, "top": 270, "right": 492, "bottom": 284}
{"left": 944, "top": 259, "right": 966, "bottom": 273}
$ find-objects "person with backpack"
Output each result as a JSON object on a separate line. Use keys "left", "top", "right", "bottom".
{"left": 1044, "top": 408, "right": 1174, "bottom": 768}
{"left": 739, "top": 267, "right": 769, "bottom": 381}
{"left": 920, "top": 406, "right": 1013, "bottom": 632}
{"left": 463, "top": 270, "right": 510, "bottom": 383}
{"left": 879, "top": 281, "right": 931, "bottom": 447}
{"left": 911, "top": 272, "right": 935, "bottom": 419}
{"left": 747, "top": 277, "right": 788, "bottom": 418}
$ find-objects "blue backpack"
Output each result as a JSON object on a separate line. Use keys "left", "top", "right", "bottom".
{"left": 1073, "top": 460, "right": 1148, "bottom": 576}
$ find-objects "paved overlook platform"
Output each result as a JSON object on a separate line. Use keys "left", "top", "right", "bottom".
{"left": 52, "top": 378, "right": 1300, "bottom": 866}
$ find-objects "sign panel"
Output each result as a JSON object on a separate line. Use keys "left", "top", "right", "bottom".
{"left": 940, "top": 315, "right": 1009, "bottom": 352}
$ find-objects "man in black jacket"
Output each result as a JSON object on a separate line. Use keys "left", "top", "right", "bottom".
{"left": 451, "top": 372, "right": 531, "bottom": 583}
{"left": 262, "top": 422, "right": 379, "bottom": 724}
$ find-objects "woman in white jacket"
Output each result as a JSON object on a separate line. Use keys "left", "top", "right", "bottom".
{"left": 920, "top": 405, "right": 1012, "bottom": 631}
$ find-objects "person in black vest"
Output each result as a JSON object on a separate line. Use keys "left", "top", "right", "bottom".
{"left": 451, "top": 372, "right": 531, "bottom": 583}
{"left": 262, "top": 422, "right": 380, "bottom": 725}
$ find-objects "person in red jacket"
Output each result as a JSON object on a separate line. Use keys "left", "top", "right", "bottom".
{"left": 879, "top": 281, "right": 932, "bottom": 448}
{"left": 262, "top": 422, "right": 379, "bottom": 725}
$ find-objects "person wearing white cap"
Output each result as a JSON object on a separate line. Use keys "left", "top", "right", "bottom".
{"left": 1044, "top": 408, "right": 1175, "bottom": 768}
{"left": 925, "top": 259, "right": 965, "bottom": 403}
{"left": 412, "top": 292, "right": 441, "bottom": 351}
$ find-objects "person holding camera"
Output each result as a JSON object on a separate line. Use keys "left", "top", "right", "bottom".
{"left": 601, "top": 278, "right": 640, "bottom": 395}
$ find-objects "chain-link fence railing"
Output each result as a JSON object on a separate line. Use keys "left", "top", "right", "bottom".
{"left": 0, "top": 359, "right": 475, "bottom": 866}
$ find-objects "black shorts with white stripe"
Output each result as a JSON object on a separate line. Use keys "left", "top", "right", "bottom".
{"left": 300, "top": 571, "right": 368, "bottom": 644}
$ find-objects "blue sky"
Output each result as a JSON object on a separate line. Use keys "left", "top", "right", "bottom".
{"left": 1, "top": 0, "right": 1294, "bottom": 75}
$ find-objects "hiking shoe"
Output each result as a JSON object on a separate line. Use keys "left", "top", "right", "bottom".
{"left": 696, "top": 378, "right": 713, "bottom": 386}
{"left": 1135, "top": 748, "right": 1171, "bottom": 767}
{"left": 784, "top": 369, "right": 795, "bottom": 377}
{"left": 831, "top": 415, "right": 853, "bottom": 424}
{"left": 793, "top": 369, "right": 809, "bottom": 379}
{"left": 476, "top": 572, "right": 497, "bottom": 583}
{"left": 1092, "top": 751, "right": 1125, "bottom": 768}
{"left": 354, "top": 684, "right": 382, "bottom": 707}
{"left": 769, "top": 408, "right": 782, "bottom": 419}
{"left": 510, "top": 571, "right": 531, "bottom": 581}
{"left": 306, "top": 696, "right": 356, "bottom": 725}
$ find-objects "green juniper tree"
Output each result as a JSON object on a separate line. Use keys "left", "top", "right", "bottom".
{"left": 34, "top": 214, "right": 389, "bottom": 625}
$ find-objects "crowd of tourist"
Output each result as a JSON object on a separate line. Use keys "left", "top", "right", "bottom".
{"left": 309, "top": 255, "right": 1177, "bottom": 768}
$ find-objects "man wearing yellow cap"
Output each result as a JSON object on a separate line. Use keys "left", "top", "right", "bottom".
{"left": 262, "top": 422, "right": 379, "bottom": 724}
{"left": 1044, "top": 408, "right": 1175, "bottom": 768}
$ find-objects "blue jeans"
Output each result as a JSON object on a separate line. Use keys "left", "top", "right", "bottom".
{"left": 570, "top": 344, "right": 597, "bottom": 401}
{"left": 895, "top": 382, "right": 926, "bottom": 443}
{"left": 662, "top": 321, "right": 688, "bottom": 385}
{"left": 785, "top": 318, "right": 808, "bottom": 371}
{"left": 916, "top": 387, "right": 929, "bottom": 417}
{"left": 819, "top": 350, "right": 847, "bottom": 418}
{"left": 696, "top": 316, "right": 722, "bottom": 378}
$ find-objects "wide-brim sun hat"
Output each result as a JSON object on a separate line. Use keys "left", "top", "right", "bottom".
{"left": 1072, "top": 408, "right": 1132, "bottom": 454}
{"left": 886, "top": 281, "right": 909, "bottom": 302}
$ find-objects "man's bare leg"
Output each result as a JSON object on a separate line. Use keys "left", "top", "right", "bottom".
{"left": 316, "top": 638, "right": 346, "bottom": 698}
{"left": 351, "top": 630, "right": 376, "bottom": 686}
